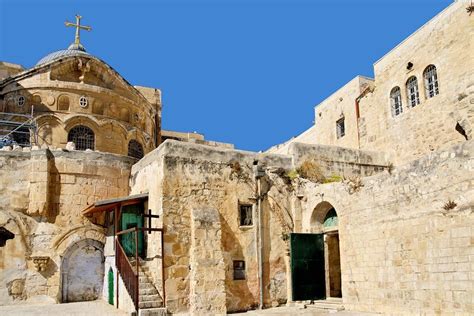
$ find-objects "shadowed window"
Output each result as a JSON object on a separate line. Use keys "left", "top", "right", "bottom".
{"left": 233, "top": 260, "right": 246, "bottom": 280}
{"left": 68, "top": 125, "right": 95, "bottom": 150}
{"left": 128, "top": 140, "right": 144, "bottom": 159}
{"left": 336, "top": 117, "right": 345, "bottom": 139}
{"left": 239, "top": 204, "right": 253, "bottom": 226}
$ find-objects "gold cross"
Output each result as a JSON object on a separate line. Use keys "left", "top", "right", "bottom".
{"left": 65, "top": 14, "right": 91, "bottom": 45}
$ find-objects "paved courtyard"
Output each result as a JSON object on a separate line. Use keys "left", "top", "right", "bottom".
{"left": 0, "top": 300, "right": 127, "bottom": 316}
{"left": 233, "top": 306, "right": 379, "bottom": 316}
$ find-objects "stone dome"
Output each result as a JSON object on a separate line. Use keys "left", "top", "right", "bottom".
{"left": 36, "top": 44, "right": 91, "bottom": 66}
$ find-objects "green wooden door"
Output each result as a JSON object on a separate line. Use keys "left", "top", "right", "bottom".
{"left": 108, "top": 268, "right": 114, "bottom": 305}
{"left": 290, "top": 233, "right": 326, "bottom": 301}
{"left": 120, "top": 204, "right": 144, "bottom": 257}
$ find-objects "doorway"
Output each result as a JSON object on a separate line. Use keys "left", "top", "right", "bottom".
{"left": 290, "top": 201, "right": 342, "bottom": 300}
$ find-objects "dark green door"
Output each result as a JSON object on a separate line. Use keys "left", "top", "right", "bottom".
{"left": 120, "top": 204, "right": 144, "bottom": 257}
{"left": 108, "top": 268, "right": 114, "bottom": 305}
{"left": 290, "top": 233, "right": 326, "bottom": 301}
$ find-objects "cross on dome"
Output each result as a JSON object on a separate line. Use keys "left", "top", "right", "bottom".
{"left": 65, "top": 14, "right": 91, "bottom": 51}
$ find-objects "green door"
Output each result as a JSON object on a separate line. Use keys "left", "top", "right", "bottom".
{"left": 120, "top": 204, "right": 144, "bottom": 257}
{"left": 290, "top": 233, "right": 326, "bottom": 301}
{"left": 108, "top": 268, "right": 114, "bottom": 305}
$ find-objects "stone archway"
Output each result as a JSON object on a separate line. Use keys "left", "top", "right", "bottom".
{"left": 61, "top": 238, "right": 104, "bottom": 302}
{"left": 310, "top": 201, "right": 342, "bottom": 299}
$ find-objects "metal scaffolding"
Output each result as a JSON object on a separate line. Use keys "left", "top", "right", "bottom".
{"left": 0, "top": 106, "right": 38, "bottom": 148}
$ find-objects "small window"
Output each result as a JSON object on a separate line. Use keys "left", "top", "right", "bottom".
{"left": 336, "top": 117, "right": 345, "bottom": 139}
{"left": 17, "top": 96, "right": 25, "bottom": 107}
{"left": 239, "top": 204, "right": 253, "bottom": 226}
{"left": 233, "top": 260, "right": 246, "bottom": 280}
{"left": 390, "top": 87, "right": 403, "bottom": 117}
{"left": 13, "top": 127, "right": 30, "bottom": 146}
{"left": 128, "top": 139, "right": 144, "bottom": 159}
{"left": 424, "top": 65, "right": 439, "bottom": 98}
{"left": 406, "top": 76, "right": 420, "bottom": 107}
{"left": 79, "top": 96, "right": 89, "bottom": 108}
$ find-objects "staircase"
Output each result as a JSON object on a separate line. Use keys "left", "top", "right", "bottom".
{"left": 129, "top": 258, "right": 167, "bottom": 316}
{"left": 304, "top": 298, "right": 344, "bottom": 312}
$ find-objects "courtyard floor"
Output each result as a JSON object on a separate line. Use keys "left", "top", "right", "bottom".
{"left": 0, "top": 300, "right": 127, "bottom": 316}
{"left": 233, "top": 306, "right": 379, "bottom": 316}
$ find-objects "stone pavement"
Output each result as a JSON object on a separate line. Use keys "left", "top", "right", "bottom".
{"left": 232, "top": 306, "right": 379, "bottom": 316}
{"left": 0, "top": 300, "right": 127, "bottom": 316}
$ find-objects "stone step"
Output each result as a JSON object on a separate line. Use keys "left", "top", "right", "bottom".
{"left": 138, "top": 301, "right": 162, "bottom": 309}
{"left": 140, "top": 294, "right": 162, "bottom": 303}
{"left": 140, "top": 287, "right": 159, "bottom": 295}
{"left": 138, "top": 307, "right": 168, "bottom": 316}
{"left": 305, "top": 300, "right": 344, "bottom": 311}
{"left": 139, "top": 283, "right": 155, "bottom": 290}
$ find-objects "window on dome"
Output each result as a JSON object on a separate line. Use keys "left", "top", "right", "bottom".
{"left": 128, "top": 140, "right": 144, "bottom": 159}
{"left": 68, "top": 125, "right": 95, "bottom": 150}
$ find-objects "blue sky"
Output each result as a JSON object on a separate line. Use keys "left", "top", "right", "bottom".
{"left": 0, "top": 0, "right": 452, "bottom": 151}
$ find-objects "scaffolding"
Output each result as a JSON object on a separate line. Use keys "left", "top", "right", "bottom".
{"left": 0, "top": 106, "right": 38, "bottom": 148}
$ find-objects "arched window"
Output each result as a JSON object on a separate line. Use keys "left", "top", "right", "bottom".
{"left": 424, "top": 65, "right": 439, "bottom": 98}
{"left": 390, "top": 87, "right": 403, "bottom": 117}
{"left": 68, "top": 125, "right": 95, "bottom": 150}
{"left": 128, "top": 139, "right": 144, "bottom": 159}
{"left": 13, "top": 127, "right": 30, "bottom": 146}
{"left": 406, "top": 76, "right": 420, "bottom": 107}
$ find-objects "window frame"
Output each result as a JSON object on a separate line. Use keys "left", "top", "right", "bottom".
{"left": 406, "top": 76, "right": 420, "bottom": 107}
{"left": 67, "top": 125, "right": 95, "bottom": 151}
{"left": 390, "top": 86, "right": 403, "bottom": 117}
{"left": 423, "top": 65, "right": 439, "bottom": 98}
{"left": 239, "top": 204, "right": 253, "bottom": 227}
{"left": 336, "top": 117, "right": 345, "bottom": 139}
{"left": 128, "top": 139, "right": 144, "bottom": 159}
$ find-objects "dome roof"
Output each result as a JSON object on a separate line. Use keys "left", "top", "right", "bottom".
{"left": 36, "top": 44, "right": 91, "bottom": 66}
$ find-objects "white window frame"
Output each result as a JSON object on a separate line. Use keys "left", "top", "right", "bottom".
{"left": 406, "top": 76, "right": 420, "bottom": 107}
{"left": 390, "top": 87, "right": 403, "bottom": 117}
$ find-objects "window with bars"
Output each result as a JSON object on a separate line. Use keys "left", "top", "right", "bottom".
{"left": 424, "top": 65, "right": 439, "bottom": 98}
{"left": 336, "top": 117, "right": 345, "bottom": 139}
{"left": 128, "top": 139, "right": 144, "bottom": 159}
{"left": 239, "top": 204, "right": 253, "bottom": 226}
{"left": 390, "top": 87, "right": 403, "bottom": 117}
{"left": 68, "top": 125, "right": 95, "bottom": 150}
{"left": 406, "top": 76, "right": 420, "bottom": 107}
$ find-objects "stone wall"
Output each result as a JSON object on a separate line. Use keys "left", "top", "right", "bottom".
{"left": 298, "top": 140, "right": 474, "bottom": 314}
{"left": 130, "top": 140, "right": 294, "bottom": 314}
{"left": 0, "top": 148, "right": 134, "bottom": 305}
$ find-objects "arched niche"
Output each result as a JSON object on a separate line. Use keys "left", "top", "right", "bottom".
{"left": 60, "top": 238, "right": 104, "bottom": 303}
{"left": 310, "top": 201, "right": 338, "bottom": 233}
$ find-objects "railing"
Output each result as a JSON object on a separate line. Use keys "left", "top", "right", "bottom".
{"left": 115, "top": 226, "right": 164, "bottom": 311}
{"left": 115, "top": 237, "right": 139, "bottom": 310}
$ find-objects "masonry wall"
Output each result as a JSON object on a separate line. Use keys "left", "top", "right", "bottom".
{"left": 0, "top": 148, "right": 134, "bottom": 305}
{"left": 358, "top": 0, "right": 474, "bottom": 164}
{"left": 130, "top": 141, "right": 294, "bottom": 314}
{"left": 298, "top": 140, "right": 474, "bottom": 314}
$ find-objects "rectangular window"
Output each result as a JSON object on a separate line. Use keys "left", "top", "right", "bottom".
{"left": 233, "top": 260, "right": 246, "bottom": 280}
{"left": 239, "top": 204, "right": 253, "bottom": 226}
{"left": 336, "top": 117, "right": 345, "bottom": 139}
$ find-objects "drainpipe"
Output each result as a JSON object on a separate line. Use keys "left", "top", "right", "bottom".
{"left": 254, "top": 162, "right": 265, "bottom": 309}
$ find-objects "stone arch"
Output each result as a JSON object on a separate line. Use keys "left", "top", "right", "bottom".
{"left": 310, "top": 201, "right": 338, "bottom": 233}
{"left": 60, "top": 238, "right": 104, "bottom": 303}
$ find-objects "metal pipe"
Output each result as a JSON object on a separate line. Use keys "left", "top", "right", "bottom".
{"left": 257, "top": 177, "right": 264, "bottom": 309}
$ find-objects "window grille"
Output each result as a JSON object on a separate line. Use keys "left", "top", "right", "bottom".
{"left": 406, "top": 76, "right": 420, "bottom": 107}
{"left": 68, "top": 125, "right": 95, "bottom": 150}
{"left": 79, "top": 96, "right": 88, "bottom": 108}
{"left": 390, "top": 87, "right": 403, "bottom": 117}
{"left": 128, "top": 140, "right": 144, "bottom": 159}
{"left": 233, "top": 260, "right": 246, "bottom": 280}
{"left": 17, "top": 96, "right": 25, "bottom": 107}
{"left": 336, "top": 117, "right": 345, "bottom": 139}
{"left": 239, "top": 204, "right": 253, "bottom": 226}
{"left": 424, "top": 65, "right": 439, "bottom": 98}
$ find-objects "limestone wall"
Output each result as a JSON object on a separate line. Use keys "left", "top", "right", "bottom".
{"left": 131, "top": 140, "right": 294, "bottom": 314}
{"left": 298, "top": 140, "right": 474, "bottom": 314}
{"left": 358, "top": 0, "right": 474, "bottom": 164}
{"left": 0, "top": 148, "right": 134, "bottom": 305}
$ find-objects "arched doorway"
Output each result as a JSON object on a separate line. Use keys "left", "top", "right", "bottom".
{"left": 311, "top": 201, "right": 341, "bottom": 299}
{"left": 61, "top": 239, "right": 104, "bottom": 302}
